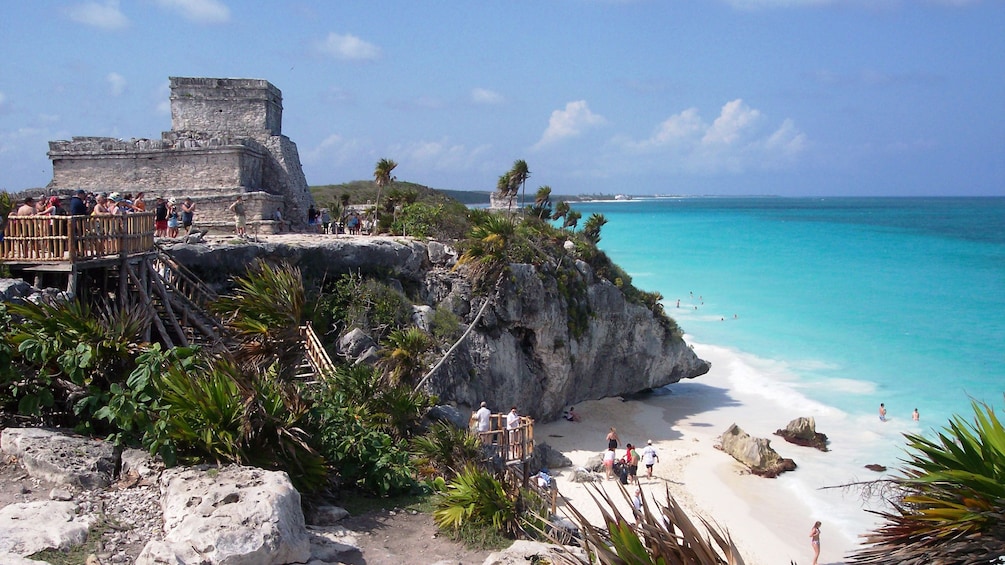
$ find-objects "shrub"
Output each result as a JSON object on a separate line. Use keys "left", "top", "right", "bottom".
{"left": 320, "top": 271, "right": 413, "bottom": 342}
{"left": 410, "top": 422, "right": 484, "bottom": 480}
{"left": 433, "top": 465, "right": 519, "bottom": 539}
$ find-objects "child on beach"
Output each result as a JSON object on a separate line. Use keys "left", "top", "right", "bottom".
{"left": 879, "top": 403, "right": 887, "bottom": 422}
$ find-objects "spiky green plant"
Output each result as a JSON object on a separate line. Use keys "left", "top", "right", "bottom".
{"left": 850, "top": 400, "right": 1005, "bottom": 564}
{"left": 538, "top": 482, "right": 745, "bottom": 565}
{"left": 211, "top": 259, "right": 305, "bottom": 377}
{"left": 411, "top": 421, "right": 484, "bottom": 480}
{"left": 380, "top": 327, "right": 434, "bottom": 385}
{"left": 433, "top": 465, "right": 520, "bottom": 538}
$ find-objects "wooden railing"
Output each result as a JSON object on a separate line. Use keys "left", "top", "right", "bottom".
{"left": 300, "top": 322, "right": 336, "bottom": 378}
{"left": 478, "top": 413, "right": 535, "bottom": 464}
{"left": 1, "top": 213, "right": 156, "bottom": 262}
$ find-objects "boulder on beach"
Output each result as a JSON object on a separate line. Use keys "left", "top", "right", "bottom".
{"left": 774, "top": 416, "right": 829, "bottom": 452}
{"left": 718, "top": 423, "right": 796, "bottom": 478}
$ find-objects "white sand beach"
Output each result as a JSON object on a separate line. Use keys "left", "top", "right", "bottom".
{"left": 537, "top": 339, "right": 886, "bottom": 565}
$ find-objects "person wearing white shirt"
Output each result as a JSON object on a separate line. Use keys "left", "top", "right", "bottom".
{"left": 475, "top": 401, "right": 492, "bottom": 444}
{"left": 506, "top": 406, "right": 520, "bottom": 458}
{"left": 641, "top": 440, "right": 660, "bottom": 479}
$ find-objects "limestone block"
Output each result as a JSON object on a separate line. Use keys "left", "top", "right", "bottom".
{"left": 136, "top": 465, "right": 310, "bottom": 565}
{"left": 0, "top": 501, "right": 97, "bottom": 556}
{"left": 0, "top": 428, "right": 115, "bottom": 488}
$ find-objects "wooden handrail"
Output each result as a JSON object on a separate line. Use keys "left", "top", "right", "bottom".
{"left": 1, "top": 213, "right": 156, "bottom": 262}
{"left": 476, "top": 413, "right": 535, "bottom": 464}
{"left": 299, "top": 322, "right": 336, "bottom": 378}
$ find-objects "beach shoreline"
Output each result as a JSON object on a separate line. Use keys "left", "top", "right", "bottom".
{"left": 536, "top": 339, "right": 888, "bottom": 565}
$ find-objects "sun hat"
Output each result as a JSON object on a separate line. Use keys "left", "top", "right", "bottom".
{"left": 647, "top": 439, "right": 652, "bottom": 445}
{"left": 109, "top": 192, "right": 123, "bottom": 202}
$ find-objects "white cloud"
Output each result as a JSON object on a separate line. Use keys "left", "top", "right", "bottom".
{"left": 304, "top": 133, "right": 364, "bottom": 166}
{"left": 154, "top": 81, "right": 171, "bottom": 115}
{"left": 314, "top": 32, "right": 382, "bottom": 61}
{"left": 65, "top": 0, "right": 129, "bottom": 30}
{"left": 617, "top": 99, "right": 806, "bottom": 173}
{"left": 471, "top": 88, "right": 504, "bottom": 105}
{"left": 156, "top": 0, "right": 230, "bottom": 24}
{"left": 392, "top": 139, "right": 491, "bottom": 172}
{"left": 702, "top": 99, "right": 761, "bottom": 145}
{"left": 0, "top": 91, "right": 7, "bottom": 113}
{"left": 107, "top": 72, "right": 127, "bottom": 96}
{"left": 533, "top": 100, "right": 606, "bottom": 149}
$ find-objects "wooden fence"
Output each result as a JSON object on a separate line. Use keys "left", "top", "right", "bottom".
{"left": 1, "top": 213, "right": 156, "bottom": 262}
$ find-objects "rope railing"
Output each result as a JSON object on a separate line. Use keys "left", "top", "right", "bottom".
{"left": 1, "top": 213, "right": 156, "bottom": 262}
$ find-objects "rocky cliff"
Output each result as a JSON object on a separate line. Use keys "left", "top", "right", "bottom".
{"left": 163, "top": 235, "right": 711, "bottom": 421}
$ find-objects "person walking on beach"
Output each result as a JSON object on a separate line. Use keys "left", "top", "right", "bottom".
{"left": 624, "top": 443, "right": 640, "bottom": 483}
{"left": 641, "top": 440, "right": 660, "bottom": 479}
{"left": 809, "top": 521, "right": 821, "bottom": 565}
{"left": 879, "top": 403, "right": 887, "bottom": 422}
{"left": 913, "top": 408, "right": 920, "bottom": 421}
{"left": 607, "top": 427, "right": 619, "bottom": 450}
{"left": 603, "top": 447, "right": 616, "bottom": 480}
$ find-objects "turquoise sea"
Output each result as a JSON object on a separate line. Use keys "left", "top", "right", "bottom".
{"left": 582, "top": 196, "right": 1004, "bottom": 439}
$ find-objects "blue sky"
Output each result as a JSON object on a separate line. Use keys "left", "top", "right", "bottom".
{"left": 1, "top": 1, "right": 1003, "bottom": 197}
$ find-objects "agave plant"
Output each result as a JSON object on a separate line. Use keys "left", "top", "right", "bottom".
{"left": 535, "top": 482, "right": 746, "bottom": 565}
{"left": 849, "top": 400, "right": 1005, "bottom": 564}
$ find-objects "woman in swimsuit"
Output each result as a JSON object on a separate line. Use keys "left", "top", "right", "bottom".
{"left": 606, "top": 427, "right": 619, "bottom": 450}
{"left": 809, "top": 521, "right": 821, "bottom": 565}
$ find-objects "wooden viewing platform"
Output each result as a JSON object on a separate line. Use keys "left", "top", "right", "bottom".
{"left": 1, "top": 213, "right": 156, "bottom": 265}
{"left": 478, "top": 413, "right": 535, "bottom": 465}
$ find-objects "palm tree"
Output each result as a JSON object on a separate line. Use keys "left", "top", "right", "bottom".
{"left": 373, "top": 158, "right": 398, "bottom": 228}
{"left": 509, "top": 159, "right": 530, "bottom": 210}
{"left": 552, "top": 200, "right": 570, "bottom": 224}
{"left": 533, "top": 186, "right": 553, "bottom": 220}
{"left": 582, "top": 213, "right": 608, "bottom": 244}
{"left": 563, "top": 209, "right": 582, "bottom": 230}
{"left": 380, "top": 326, "right": 433, "bottom": 385}
{"left": 849, "top": 400, "right": 1005, "bottom": 564}
{"left": 495, "top": 172, "right": 512, "bottom": 210}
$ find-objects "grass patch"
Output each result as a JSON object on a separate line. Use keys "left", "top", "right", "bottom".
{"left": 27, "top": 517, "right": 115, "bottom": 565}
{"left": 337, "top": 489, "right": 436, "bottom": 516}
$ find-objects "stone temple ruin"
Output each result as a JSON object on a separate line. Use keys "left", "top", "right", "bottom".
{"left": 47, "top": 77, "right": 315, "bottom": 232}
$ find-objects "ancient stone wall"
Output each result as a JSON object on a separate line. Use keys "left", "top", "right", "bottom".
{"left": 46, "top": 77, "right": 314, "bottom": 231}
{"left": 169, "top": 77, "right": 282, "bottom": 137}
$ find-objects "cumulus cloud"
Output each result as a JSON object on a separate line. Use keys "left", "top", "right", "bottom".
{"left": 156, "top": 0, "right": 230, "bottom": 24}
{"left": 314, "top": 32, "right": 382, "bottom": 61}
{"left": 65, "top": 0, "right": 129, "bottom": 30}
{"left": 471, "top": 88, "right": 504, "bottom": 105}
{"left": 533, "top": 100, "right": 606, "bottom": 149}
{"left": 618, "top": 98, "right": 805, "bottom": 172}
{"left": 107, "top": 72, "right": 127, "bottom": 96}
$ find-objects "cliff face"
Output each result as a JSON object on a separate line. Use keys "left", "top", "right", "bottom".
{"left": 164, "top": 236, "right": 711, "bottom": 421}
